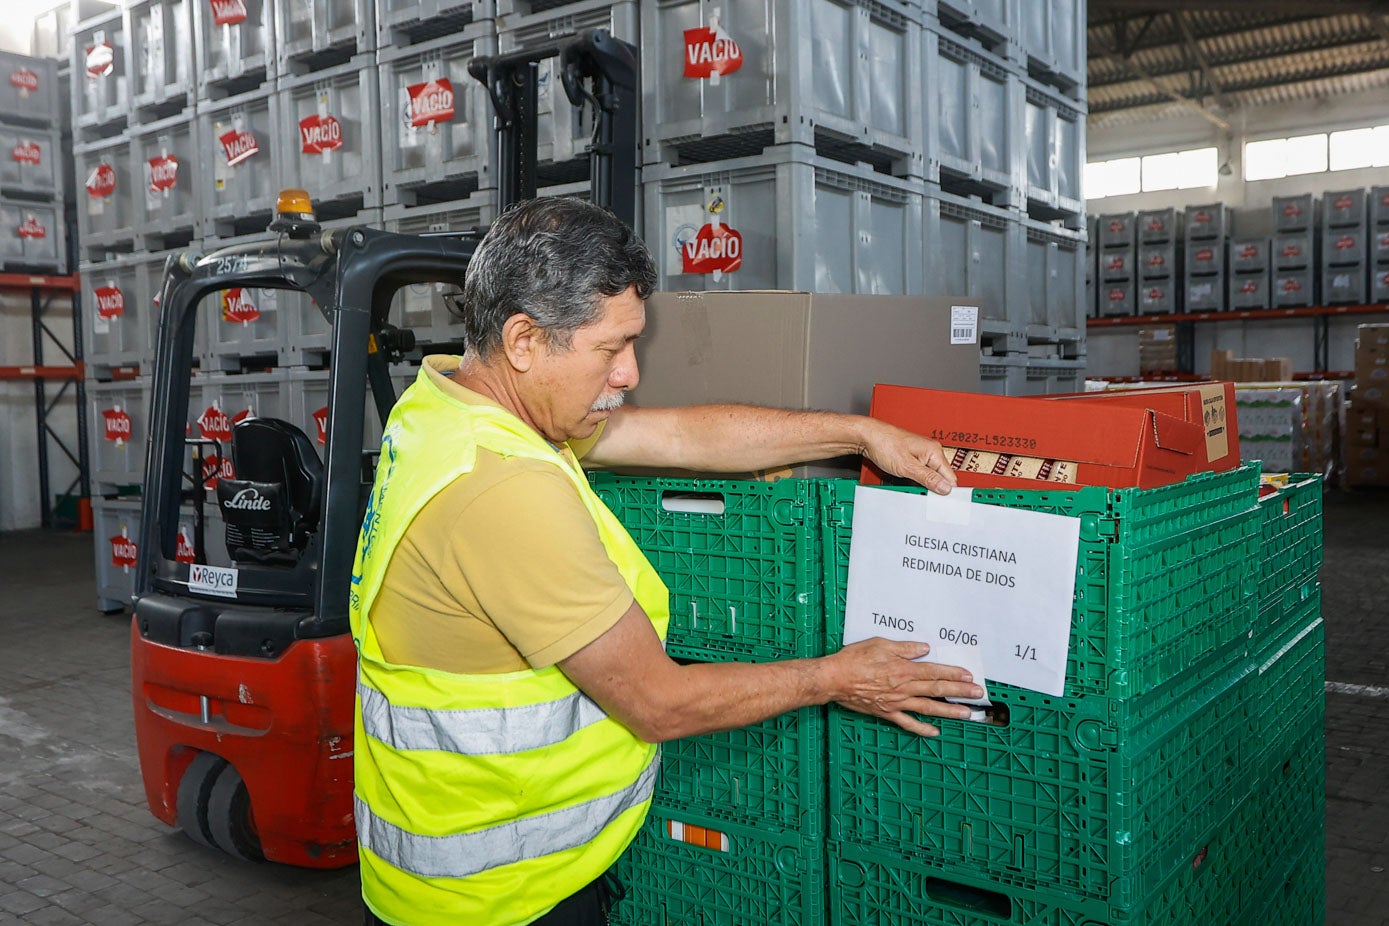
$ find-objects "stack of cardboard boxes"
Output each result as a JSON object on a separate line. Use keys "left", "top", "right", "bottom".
{"left": 1346, "top": 323, "right": 1389, "bottom": 486}
{"left": 1138, "top": 325, "right": 1179, "bottom": 373}
{"left": 1210, "top": 349, "right": 1294, "bottom": 382}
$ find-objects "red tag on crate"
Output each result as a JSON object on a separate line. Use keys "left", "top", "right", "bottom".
{"left": 209, "top": 0, "right": 248, "bottom": 27}
{"left": 86, "top": 163, "right": 116, "bottom": 199}
{"left": 681, "top": 222, "right": 743, "bottom": 275}
{"left": 110, "top": 532, "right": 138, "bottom": 568}
{"left": 198, "top": 405, "right": 232, "bottom": 442}
{"left": 1335, "top": 235, "right": 1356, "bottom": 252}
{"left": 12, "top": 141, "right": 41, "bottom": 165}
{"left": 1239, "top": 279, "right": 1258, "bottom": 295}
{"left": 1335, "top": 195, "right": 1354, "bottom": 211}
{"left": 175, "top": 527, "right": 196, "bottom": 564}
{"left": 10, "top": 67, "right": 38, "bottom": 93}
{"left": 1238, "top": 244, "right": 1258, "bottom": 259}
{"left": 219, "top": 128, "right": 259, "bottom": 166}
{"left": 103, "top": 407, "right": 132, "bottom": 443}
{"left": 407, "top": 79, "right": 454, "bottom": 127}
{"left": 85, "top": 42, "right": 114, "bottom": 78}
{"left": 1281, "top": 276, "right": 1303, "bottom": 293}
{"left": 201, "top": 452, "right": 235, "bottom": 489}
{"left": 148, "top": 154, "right": 179, "bottom": 191}
{"left": 313, "top": 406, "right": 328, "bottom": 444}
{"left": 18, "top": 214, "right": 47, "bottom": 239}
{"left": 220, "top": 287, "right": 260, "bottom": 324}
{"left": 683, "top": 26, "right": 743, "bottom": 78}
{"left": 300, "top": 114, "right": 343, "bottom": 154}
{"left": 95, "top": 285, "right": 125, "bottom": 319}
{"left": 1282, "top": 202, "right": 1302, "bottom": 218}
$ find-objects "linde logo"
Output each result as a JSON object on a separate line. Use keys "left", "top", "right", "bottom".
{"left": 149, "top": 155, "right": 179, "bottom": 191}
{"left": 10, "top": 68, "right": 38, "bottom": 92}
{"left": 299, "top": 114, "right": 343, "bottom": 155}
{"left": 681, "top": 223, "right": 743, "bottom": 276}
{"left": 221, "top": 287, "right": 260, "bottom": 324}
{"left": 223, "top": 487, "right": 271, "bottom": 511}
{"left": 95, "top": 285, "right": 125, "bottom": 319}
{"left": 219, "top": 128, "right": 259, "bottom": 167}
{"left": 683, "top": 26, "right": 743, "bottom": 79}
{"left": 85, "top": 43, "right": 114, "bottom": 79}
{"left": 103, "top": 407, "right": 132, "bottom": 442}
{"left": 85, "top": 163, "right": 116, "bottom": 199}
{"left": 407, "top": 79, "right": 454, "bottom": 127}
{"left": 109, "top": 533, "right": 138, "bottom": 568}
{"left": 12, "top": 142, "right": 40, "bottom": 164}
{"left": 209, "top": 0, "right": 248, "bottom": 27}
{"left": 18, "top": 215, "right": 46, "bottom": 239}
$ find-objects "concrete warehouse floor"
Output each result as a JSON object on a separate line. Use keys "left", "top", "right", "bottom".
{"left": 0, "top": 491, "right": 1385, "bottom": 925}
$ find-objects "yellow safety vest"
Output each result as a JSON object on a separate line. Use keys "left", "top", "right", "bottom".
{"left": 349, "top": 358, "right": 670, "bottom": 926}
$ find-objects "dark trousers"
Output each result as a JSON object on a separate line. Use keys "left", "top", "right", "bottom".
{"left": 364, "top": 875, "right": 617, "bottom": 925}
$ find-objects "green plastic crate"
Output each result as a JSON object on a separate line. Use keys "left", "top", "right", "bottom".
{"left": 591, "top": 475, "right": 824, "bottom": 660}
{"left": 1242, "top": 840, "right": 1326, "bottom": 926}
{"left": 610, "top": 809, "right": 826, "bottom": 926}
{"left": 821, "top": 465, "right": 1262, "bottom": 700}
{"left": 1252, "top": 613, "right": 1325, "bottom": 749}
{"left": 828, "top": 792, "right": 1255, "bottom": 926}
{"left": 828, "top": 651, "right": 1257, "bottom": 908}
{"left": 654, "top": 699, "right": 826, "bottom": 839}
{"left": 1255, "top": 475, "right": 1323, "bottom": 646}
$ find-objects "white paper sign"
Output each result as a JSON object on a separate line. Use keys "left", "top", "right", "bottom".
{"left": 949, "top": 304, "right": 979, "bottom": 345}
{"left": 842, "top": 485, "right": 1081, "bottom": 697}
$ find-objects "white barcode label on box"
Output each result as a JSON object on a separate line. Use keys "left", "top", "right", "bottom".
{"left": 950, "top": 305, "right": 979, "bottom": 345}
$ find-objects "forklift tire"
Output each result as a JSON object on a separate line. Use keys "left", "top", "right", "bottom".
{"left": 176, "top": 752, "right": 227, "bottom": 850}
{"left": 207, "top": 762, "right": 264, "bottom": 863}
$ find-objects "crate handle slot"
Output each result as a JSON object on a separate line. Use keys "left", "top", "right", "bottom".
{"left": 660, "top": 491, "right": 726, "bottom": 515}
{"left": 923, "top": 876, "right": 1012, "bottom": 917}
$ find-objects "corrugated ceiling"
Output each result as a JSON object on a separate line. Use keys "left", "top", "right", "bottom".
{"left": 1087, "top": 5, "right": 1389, "bottom": 126}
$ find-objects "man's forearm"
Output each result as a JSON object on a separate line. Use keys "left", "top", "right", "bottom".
{"left": 589, "top": 403, "right": 872, "bottom": 472}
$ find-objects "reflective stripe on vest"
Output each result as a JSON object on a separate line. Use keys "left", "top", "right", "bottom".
{"left": 357, "top": 681, "right": 610, "bottom": 755}
{"left": 354, "top": 752, "right": 659, "bottom": 880}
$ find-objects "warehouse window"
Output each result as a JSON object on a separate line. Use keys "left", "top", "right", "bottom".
{"left": 1245, "top": 133, "right": 1329, "bottom": 180}
{"left": 1085, "top": 147, "right": 1216, "bottom": 200}
{"left": 1329, "top": 125, "right": 1389, "bottom": 170}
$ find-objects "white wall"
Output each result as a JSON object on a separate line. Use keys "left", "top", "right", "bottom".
{"left": 1085, "top": 87, "right": 1389, "bottom": 378}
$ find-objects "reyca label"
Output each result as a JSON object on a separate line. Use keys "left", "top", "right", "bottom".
{"left": 188, "top": 563, "right": 239, "bottom": 598}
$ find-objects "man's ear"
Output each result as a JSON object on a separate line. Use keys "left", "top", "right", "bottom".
{"left": 500, "top": 313, "right": 541, "bottom": 372}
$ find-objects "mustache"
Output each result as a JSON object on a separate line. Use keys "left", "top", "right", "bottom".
{"left": 590, "top": 391, "right": 626, "bottom": 413}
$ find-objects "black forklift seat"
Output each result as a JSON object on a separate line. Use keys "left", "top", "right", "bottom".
{"left": 216, "top": 418, "right": 324, "bottom": 566}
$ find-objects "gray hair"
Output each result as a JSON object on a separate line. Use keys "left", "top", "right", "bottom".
{"left": 458, "top": 197, "right": 657, "bottom": 357}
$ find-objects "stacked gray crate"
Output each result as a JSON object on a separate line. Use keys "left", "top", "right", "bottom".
{"left": 1321, "top": 188, "right": 1367, "bottom": 306}
{"left": 1228, "top": 237, "right": 1271, "bottom": 310}
{"left": 1095, "top": 211, "right": 1135, "bottom": 317}
{"left": 276, "top": 55, "right": 383, "bottom": 220}
{"left": 1, "top": 50, "right": 66, "bottom": 274}
{"left": 72, "top": 9, "right": 130, "bottom": 142}
{"left": 1135, "top": 206, "right": 1179, "bottom": 315}
{"left": 275, "top": 0, "right": 376, "bottom": 77}
{"left": 1183, "top": 202, "right": 1227, "bottom": 312}
{"left": 1272, "top": 193, "right": 1317, "bottom": 308}
{"left": 1373, "top": 186, "right": 1389, "bottom": 304}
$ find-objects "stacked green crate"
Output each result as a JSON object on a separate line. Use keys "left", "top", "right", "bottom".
{"left": 821, "top": 466, "right": 1269, "bottom": 920}
{"left": 1254, "top": 475, "right": 1323, "bottom": 648}
{"left": 589, "top": 475, "right": 828, "bottom": 925}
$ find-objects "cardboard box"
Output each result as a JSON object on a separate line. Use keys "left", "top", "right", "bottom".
{"left": 1210, "top": 349, "right": 1292, "bottom": 382}
{"left": 1045, "top": 382, "right": 1241, "bottom": 473}
{"left": 1358, "top": 323, "right": 1389, "bottom": 352}
{"left": 634, "top": 292, "right": 983, "bottom": 478}
{"left": 863, "top": 385, "right": 1204, "bottom": 490}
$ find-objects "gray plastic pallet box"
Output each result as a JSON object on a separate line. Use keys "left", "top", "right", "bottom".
{"left": 0, "top": 51, "right": 60, "bottom": 128}
{"left": 193, "top": 0, "right": 275, "bottom": 97}
{"left": 1184, "top": 203, "right": 1230, "bottom": 241}
{"left": 1098, "top": 212, "right": 1134, "bottom": 248}
{"left": 126, "top": 0, "right": 193, "bottom": 119}
{"left": 131, "top": 112, "right": 201, "bottom": 249}
{"left": 1324, "top": 188, "right": 1367, "bottom": 228}
{"left": 1137, "top": 279, "right": 1177, "bottom": 315}
{"left": 276, "top": 57, "right": 383, "bottom": 216}
{"left": 1230, "top": 238, "right": 1270, "bottom": 275}
{"left": 198, "top": 87, "right": 282, "bottom": 237}
{"left": 1229, "top": 271, "right": 1270, "bottom": 311}
{"left": 73, "top": 12, "right": 131, "bottom": 137}
{"left": 1099, "top": 245, "right": 1134, "bottom": 282}
{"left": 1139, "top": 242, "right": 1177, "bottom": 279}
{"left": 1274, "top": 231, "right": 1316, "bottom": 271}
{"left": 0, "top": 126, "right": 61, "bottom": 198}
{"left": 275, "top": 0, "right": 375, "bottom": 73}
{"left": 1323, "top": 264, "right": 1367, "bottom": 305}
{"left": 1137, "top": 207, "right": 1178, "bottom": 244}
{"left": 1273, "top": 193, "right": 1316, "bottom": 232}
{"left": 0, "top": 197, "right": 65, "bottom": 273}
{"left": 1185, "top": 274, "right": 1223, "bottom": 312}
{"left": 1324, "top": 226, "right": 1369, "bottom": 266}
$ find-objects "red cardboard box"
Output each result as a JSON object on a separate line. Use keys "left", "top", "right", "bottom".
{"left": 864, "top": 385, "right": 1204, "bottom": 490}
{"left": 1044, "top": 382, "right": 1240, "bottom": 474}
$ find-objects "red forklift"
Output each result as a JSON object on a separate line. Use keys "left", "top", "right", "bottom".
{"left": 131, "top": 29, "right": 639, "bottom": 866}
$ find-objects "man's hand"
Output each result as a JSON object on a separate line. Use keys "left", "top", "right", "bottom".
{"left": 820, "top": 637, "right": 982, "bottom": 736}
{"left": 859, "top": 419, "right": 959, "bottom": 495}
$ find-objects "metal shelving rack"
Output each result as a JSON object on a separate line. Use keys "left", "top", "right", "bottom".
{"left": 1087, "top": 302, "right": 1389, "bottom": 377}
{"left": 0, "top": 272, "right": 90, "bottom": 528}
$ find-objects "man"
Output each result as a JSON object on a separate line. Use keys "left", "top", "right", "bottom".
{"left": 349, "top": 197, "right": 982, "bottom": 926}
